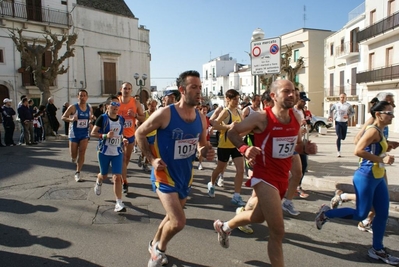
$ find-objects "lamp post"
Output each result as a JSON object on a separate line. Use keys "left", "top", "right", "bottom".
{"left": 251, "top": 28, "right": 265, "bottom": 95}
{"left": 133, "top": 73, "right": 147, "bottom": 104}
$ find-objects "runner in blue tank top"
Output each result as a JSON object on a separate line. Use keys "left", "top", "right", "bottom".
{"left": 136, "top": 71, "right": 214, "bottom": 267}
{"left": 91, "top": 95, "right": 127, "bottom": 212}
{"left": 61, "top": 89, "right": 93, "bottom": 182}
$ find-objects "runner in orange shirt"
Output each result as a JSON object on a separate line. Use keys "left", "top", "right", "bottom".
{"left": 118, "top": 82, "right": 145, "bottom": 194}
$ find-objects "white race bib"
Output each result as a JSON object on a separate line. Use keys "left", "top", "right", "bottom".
{"left": 174, "top": 138, "right": 198, "bottom": 160}
{"left": 77, "top": 119, "right": 88, "bottom": 128}
{"left": 108, "top": 137, "right": 121, "bottom": 146}
{"left": 124, "top": 119, "right": 133, "bottom": 128}
{"left": 272, "top": 136, "right": 298, "bottom": 159}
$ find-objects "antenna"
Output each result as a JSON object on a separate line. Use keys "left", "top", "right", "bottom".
{"left": 303, "top": 5, "right": 307, "bottom": 28}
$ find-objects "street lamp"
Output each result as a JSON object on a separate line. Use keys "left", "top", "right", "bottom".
{"left": 251, "top": 28, "right": 265, "bottom": 95}
{"left": 134, "top": 73, "right": 147, "bottom": 104}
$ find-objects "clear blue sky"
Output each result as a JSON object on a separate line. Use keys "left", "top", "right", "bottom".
{"left": 125, "top": 0, "right": 364, "bottom": 90}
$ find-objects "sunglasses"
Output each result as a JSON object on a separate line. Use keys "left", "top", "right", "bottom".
{"left": 110, "top": 101, "right": 120, "bottom": 107}
{"left": 379, "top": 111, "right": 394, "bottom": 116}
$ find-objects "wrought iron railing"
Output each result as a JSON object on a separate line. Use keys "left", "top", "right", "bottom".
{"left": 357, "top": 64, "right": 399, "bottom": 83}
{"left": 0, "top": 1, "right": 72, "bottom": 27}
{"left": 357, "top": 11, "right": 399, "bottom": 42}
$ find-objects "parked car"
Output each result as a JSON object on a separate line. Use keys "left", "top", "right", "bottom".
{"left": 310, "top": 115, "right": 332, "bottom": 133}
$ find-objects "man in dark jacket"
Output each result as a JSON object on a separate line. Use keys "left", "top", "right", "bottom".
{"left": 2, "top": 98, "right": 16, "bottom": 146}
{"left": 18, "top": 98, "right": 37, "bottom": 145}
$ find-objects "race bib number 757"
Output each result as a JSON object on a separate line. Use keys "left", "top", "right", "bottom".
{"left": 272, "top": 136, "right": 298, "bottom": 159}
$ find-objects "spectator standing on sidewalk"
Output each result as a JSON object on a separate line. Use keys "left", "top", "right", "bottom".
{"left": 329, "top": 93, "right": 355, "bottom": 157}
{"left": 17, "top": 98, "right": 37, "bottom": 145}
{"left": 46, "top": 97, "right": 60, "bottom": 135}
{"left": 2, "top": 98, "right": 16, "bottom": 146}
{"left": 316, "top": 100, "right": 398, "bottom": 266}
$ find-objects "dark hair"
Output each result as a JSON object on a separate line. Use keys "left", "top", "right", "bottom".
{"left": 225, "top": 89, "right": 239, "bottom": 99}
{"left": 106, "top": 95, "right": 119, "bottom": 105}
{"left": 28, "top": 99, "right": 33, "bottom": 104}
{"left": 261, "top": 90, "right": 272, "bottom": 103}
{"left": 20, "top": 95, "right": 26, "bottom": 100}
{"left": 370, "top": 97, "right": 379, "bottom": 108}
{"left": 78, "top": 89, "right": 88, "bottom": 96}
{"left": 370, "top": 100, "right": 391, "bottom": 118}
{"left": 176, "top": 70, "right": 200, "bottom": 88}
{"left": 38, "top": 105, "right": 46, "bottom": 111}
{"left": 22, "top": 97, "right": 28, "bottom": 103}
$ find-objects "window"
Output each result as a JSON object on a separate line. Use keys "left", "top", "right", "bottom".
{"left": 330, "top": 43, "right": 334, "bottom": 56}
{"left": 103, "top": 62, "right": 117, "bottom": 94}
{"left": 294, "top": 75, "right": 299, "bottom": 84}
{"left": 212, "top": 68, "right": 215, "bottom": 78}
{"left": 329, "top": 73, "right": 334, "bottom": 96}
{"left": 350, "top": 28, "right": 359, "bottom": 52}
{"left": 0, "top": 49, "right": 3, "bottom": 63}
{"left": 340, "top": 38, "right": 345, "bottom": 52}
{"left": 21, "top": 50, "right": 53, "bottom": 86}
{"left": 339, "top": 71, "right": 345, "bottom": 94}
{"left": 370, "top": 9, "right": 376, "bottom": 25}
{"left": 26, "top": 0, "right": 42, "bottom": 22}
{"left": 369, "top": 53, "right": 375, "bottom": 70}
{"left": 294, "top": 50, "right": 299, "bottom": 62}
{"left": 388, "top": 0, "right": 395, "bottom": 16}
{"left": 351, "top": 68, "right": 357, "bottom": 96}
{"left": 205, "top": 70, "right": 208, "bottom": 80}
{"left": 386, "top": 47, "right": 393, "bottom": 67}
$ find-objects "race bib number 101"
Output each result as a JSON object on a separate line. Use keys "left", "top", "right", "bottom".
{"left": 272, "top": 136, "right": 298, "bottom": 159}
{"left": 174, "top": 138, "right": 198, "bottom": 160}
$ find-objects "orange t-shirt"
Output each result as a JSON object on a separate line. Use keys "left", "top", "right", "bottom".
{"left": 118, "top": 97, "right": 137, "bottom": 137}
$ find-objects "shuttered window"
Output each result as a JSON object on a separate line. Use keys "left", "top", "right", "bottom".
{"left": 103, "top": 62, "right": 117, "bottom": 94}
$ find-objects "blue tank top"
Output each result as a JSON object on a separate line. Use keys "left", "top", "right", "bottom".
{"left": 152, "top": 105, "right": 202, "bottom": 189}
{"left": 96, "top": 114, "right": 125, "bottom": 156}
{"left": 69, "top": 103, "right": 91, "bottom": 139}
{"left": 357, "top": 125, "right": 388, "bottom": 179}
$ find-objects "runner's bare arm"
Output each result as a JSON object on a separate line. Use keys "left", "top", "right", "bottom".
{"left": 135, "top": 100, "right": 145, "bottom": 123}
{"left": 209, "top": 108, "right": 230, "bottom": 131}
{"left": 198, "top": 113, "right": 215, "bottom": 160}
{"left": 61, "top": 105, "right": 76, "bottom": 122}
{"left": 135, "top": 107, "right": 169, "bottom": 164}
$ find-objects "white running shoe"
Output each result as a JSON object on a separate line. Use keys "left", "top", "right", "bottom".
{"left": 207, "top": 182, "right": 215, "bottom": 198}
{"left": 368, "top": 247, "right": 399, "bottom": 265}
{"left": 94, "top": 182, "right": 102, "bottom": 196}
{"left": 148, "top": 241, "right": 168, "bottom": 266}
{"left": 337, "top": 151, "right": 341, "bottom": 157}
{"left": 216, "top": 174, "right": 224, "bottom": 187}
{"left": 114, "top": 201, "right": 126, "bottom": 212}
{"left": 74, "top": 172, "right": 81, "bottom": 182}
{"left": 198, "top": 163, "right": 204, "bottom": 170}
{"left": 213, "top": 219, "right": 230, "bottom": 248}
{"left": 282, "top": 199, "right": 300, "bottom": 216}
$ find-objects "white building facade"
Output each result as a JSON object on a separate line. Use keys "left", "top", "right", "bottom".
{"left": 0, "top": 0, "right": 150, "bottom": 132}
{"left": 324, "top": 0, "right": 399, "bottom": 132}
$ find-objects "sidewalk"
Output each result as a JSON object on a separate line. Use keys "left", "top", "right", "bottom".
{"left": 300, "top": 127, "right": 399, "bottom": 211}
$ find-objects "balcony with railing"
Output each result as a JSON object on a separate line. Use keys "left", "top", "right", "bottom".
{"left": 357, "top": 64, "right": 399, "bottom": 84}
{"left": 357, "top": 11, "right": 399, "bottom": 43}
{"left": 335, "top": 41, "right": 359, "bottom": 60}
{"left": 325, "top": 84, "right": 359, "bottom": 99}
{"left": 0, "top": 1, "right": 72, "bottom": 27}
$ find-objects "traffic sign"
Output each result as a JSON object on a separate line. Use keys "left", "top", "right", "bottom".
{"left": 251, "top": 37, "right": 281, "bottom": 75}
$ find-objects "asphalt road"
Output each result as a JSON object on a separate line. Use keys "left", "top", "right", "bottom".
{"left": 0, "top": 137, "right": 398, "bottom": 267}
